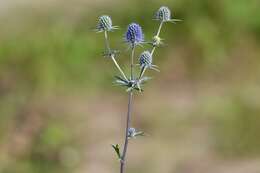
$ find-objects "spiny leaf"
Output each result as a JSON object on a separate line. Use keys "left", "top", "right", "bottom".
{"left": 114, "top": 75, "right": 129, "bottom": 83}
{"left": 134, "top": 131, "right": 145, "bottom": 137}
{"left": 111, "top": 144, "right": 121, "bottom": 159}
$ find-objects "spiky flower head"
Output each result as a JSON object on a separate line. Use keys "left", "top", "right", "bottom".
{"left": 155, "top": 6, "right": 181, "bottom": 23}
{"left": 125, "top": 23, "right": 144, "bottom": 47}
{"left": 127, "top": 127, "right": 145, "bottom": 138}
{"left": 96, "top": 15, "right": 118, "bottom": 32}
{"left": 139, "top": 51, "right": 159, "bottom": 76}
{"left": 139, "top": 51, "right": 152, "bottom": 68}
{"left": 128, "top": 127, "right": 136, "bottom": 138}
{"left": 155, "top": 6, "right": 171, "bottom": 22}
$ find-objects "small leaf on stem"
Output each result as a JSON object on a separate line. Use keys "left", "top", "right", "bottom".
{"left": 112, "top": 144, "right": 121, "bottom": 159}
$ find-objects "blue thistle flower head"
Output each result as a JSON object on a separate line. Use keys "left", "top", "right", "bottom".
{"left": 128, "top": 127, "right": 136, "bottom": 138}
{"left": 155, "top": 6, "right": 181, "bottom": 23}
{"left": 96, "top": 15, "right": 118, "bottom": 32}
{"left": 155, "top": 6, "right": 171, "bottom": 22}
{"left": 127, "top": 127, "right": 145, "bottom": 138}
{"left": 125, "top": 23, "right": 144, "bottom": 47}
{"left": 139, "top": 51, "right": 152, "bottom": 68}
{"left": 139, "top": 51, "right": 159, "bottom": 72}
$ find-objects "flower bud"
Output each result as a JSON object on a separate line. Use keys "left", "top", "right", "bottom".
{"left": 152, "top": 36, "right": 163, "bottom": 47}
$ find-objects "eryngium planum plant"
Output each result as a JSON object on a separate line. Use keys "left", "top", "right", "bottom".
{"left": 95, "top": 6, "right": 180, "bottom": 173}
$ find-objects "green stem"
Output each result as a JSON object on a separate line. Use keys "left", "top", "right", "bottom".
{"left": 130, "top": 45, "right": 136, "bottom": 80}
{"left": 151, "top": 21, "right": 164, "bottom": 56}
{"left": 139, "top": 66, "right": 147, "bottom": 79}
{"left": 104, "top": 31, "right": 128, "bottom": 81}
{"left": 104, "top": 31, "right": 111, "bottom": 51}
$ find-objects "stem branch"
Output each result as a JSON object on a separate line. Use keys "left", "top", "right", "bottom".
{"left": 139, "top": 21, "right": 164, "bottom": 79}
{"left": 104, "top": 31, "right": 128, "bottom": 81}
{"left": 151, "top": 21, "right": 164, "bottom": 56}
{"left": 130, "top": 45, "right": 135, "bottom": 80}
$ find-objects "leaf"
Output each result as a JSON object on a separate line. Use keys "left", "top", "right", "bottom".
{"left": 111, "top": 144, "right": 121, "bottom": 159}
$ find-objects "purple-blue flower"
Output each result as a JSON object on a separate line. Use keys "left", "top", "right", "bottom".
{"left": 125, "top": 23, "right": 144, "bottom": 47}
{"left": 139, "top": 51, "right": 159, "bottom": 72}
{"left": 139, "top": 51, "right": 152, "bottom": 68}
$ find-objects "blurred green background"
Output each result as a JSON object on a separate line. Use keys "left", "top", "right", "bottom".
{"left": 1, "top": 0, "right": 260, "bottom": 173}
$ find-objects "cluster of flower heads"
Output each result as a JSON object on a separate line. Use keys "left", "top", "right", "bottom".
{"left": 96, "top": 6, "right": 178, "bottom": 33}
{"left": 96, "top": 6, "right": 179, "bottom": 92}
{"left": 96, "top": 6, "right": 179, "bottom": 161}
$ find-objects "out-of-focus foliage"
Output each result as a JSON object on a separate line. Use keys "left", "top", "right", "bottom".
{"left": 1, "top": 0, "right": 260, "bottom": 173}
